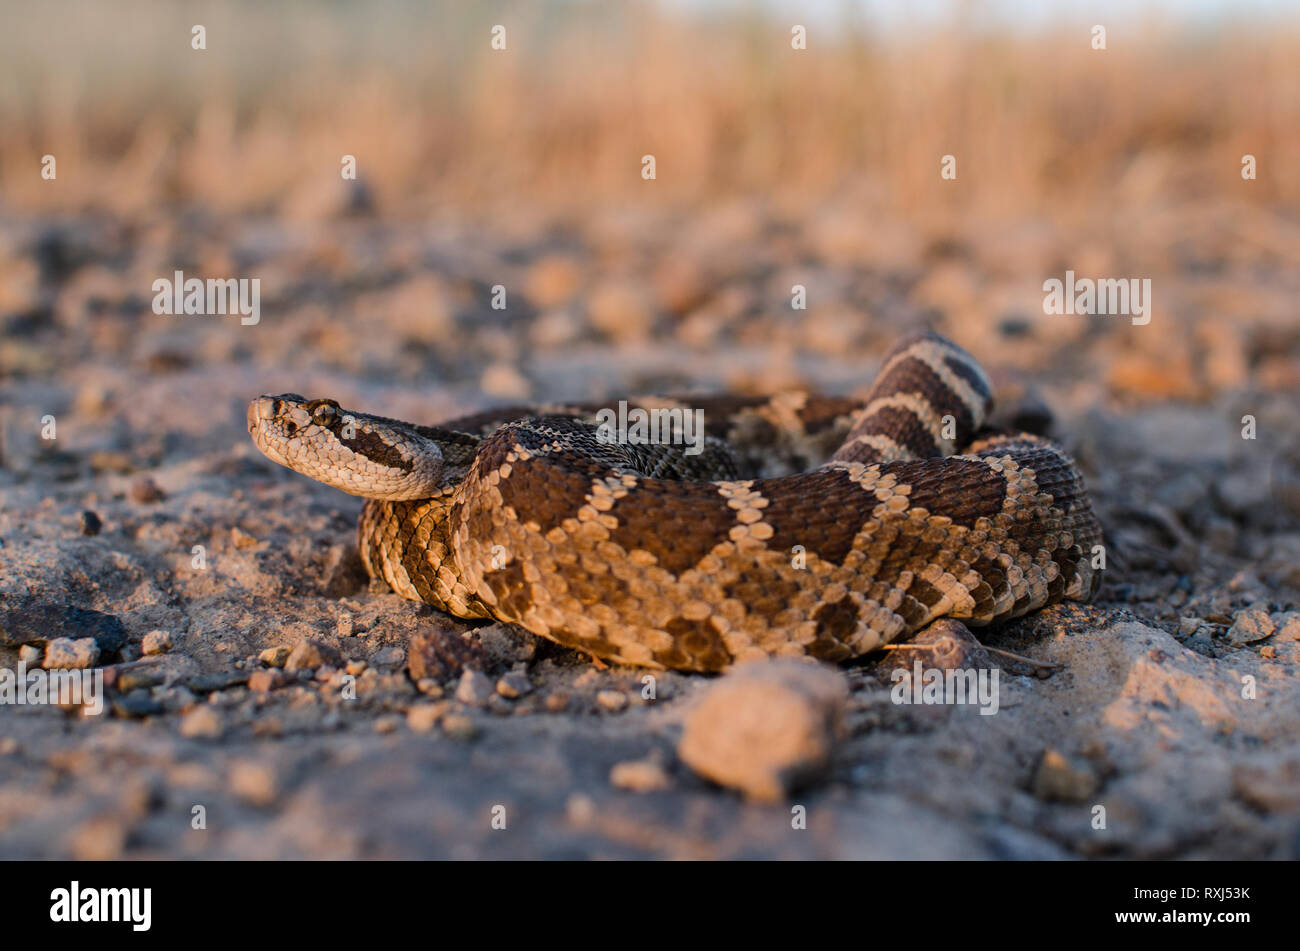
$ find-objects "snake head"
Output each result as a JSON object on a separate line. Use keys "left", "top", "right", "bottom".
{"left": 247, "top": 394, "right": 447, "bottom": 500}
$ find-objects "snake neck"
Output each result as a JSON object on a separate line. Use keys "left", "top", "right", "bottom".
{"left": 358, "top": 494, "right": 495, "bottom": 619}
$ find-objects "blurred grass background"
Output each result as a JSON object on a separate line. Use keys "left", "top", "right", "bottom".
{"left": 2, "top": 0, "right": 1297, "bottom": 222}
{"left": 2, "top": 0, "right": 1298, "bottom": 415}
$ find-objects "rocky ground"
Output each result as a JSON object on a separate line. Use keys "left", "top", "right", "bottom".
{"left": 2, "top": 199, "right": 1299, "bottom": 859}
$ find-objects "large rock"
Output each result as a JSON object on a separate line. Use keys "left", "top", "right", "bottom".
{"left": 678, "top": 660, "right": 848, "bottom": 802}
{"left": 0, "top": 599, "right": 128, "bottom": 656}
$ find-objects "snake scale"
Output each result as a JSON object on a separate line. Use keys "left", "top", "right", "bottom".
{"left": 248, "top": 331, "right": 1102, "bottom": 672}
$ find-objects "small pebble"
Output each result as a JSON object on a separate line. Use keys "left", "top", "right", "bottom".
{"left": 111, "top": 689, "right": 163, "bottom": 719}
{"left": 80, "top": 510, "right": 102, "bottom": 535}
{"left": 496, "top": 672, "right": 533, "bottom": 699}
{"left": 70, "top": 817, "right": 127, "bottom": 861}
{"left": 480, "top": 363, "right": 531, "bottom": 400}
{"left": 566, "top": 793, "right": 596, "bottom": 825}
{"left": 1227, "top": 608, "right": 1275, "bottom": 645}
{"left": 1228, "top": 570, "right": 1260, "bottom": 593}
{"left": 141, "top": 630, "right": 173, "bottom": 655}
{"left": 129, "top": 476, "right": 165, "bottom": 504}
{"left": 284, "top": 638, "right": 341, "bottom": 672}
{"left": 252, "top": 717, "right": 283, "bottom": 737}
{"left": 596, "top": 689, "right": 629, "bottom": 712}
{"left": 179, "top": 706, "right": 223, "bottom": 739}
{"left": 1031, "top": 749, "right": 1100, "bottom": 802}
{"left": 416, "top": 679, "right": 444, "bottom": 698}
{"left": 88, "top": 450, "right": 133, "bottom": 475}
{"left": 115, "top": 670, "right": 158, "bottom": 692}
{"left": 259, "top": 646, "right": 291, "bottom": 668}
{"left": 371, "top": 646, "right": 405, "bottom": 669}
{"left": 158, "top": 685, "right": 197, "bottom": 713}
{"left": 455, "top": 669, "right": 495, "bottom": 706}
{"left": 248, "top": 669, "right": 285, "bottom": 692}
{"left": 43, "top": 637, "right": 99, "bottom": 670}
{"left": 407, "top": 632, "right": 488, "bottom": 682}
{"left": 228, "top": 761, "right": 278, "bottom": 806}
{"left": 610, "top": 755, "right": 673, "bottom": 793}
{"left": 229, "top": 526, "right": 259, "bottom": 549}
{"left": 373, "top": 715, "right": 402, "bottom": 734}
{"left": 407, "top": 703, "right": 446, "bottom": 733}
{"left": 441, "top": 713, "right": 477, "bottom": 739}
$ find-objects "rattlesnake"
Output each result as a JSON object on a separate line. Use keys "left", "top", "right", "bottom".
{"left": 248, "top": 331, "right": 1102, "bottom": 671}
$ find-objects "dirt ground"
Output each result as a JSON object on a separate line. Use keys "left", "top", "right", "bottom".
{"left": 2, "top": 194, "right": 1299, "bottom": 858}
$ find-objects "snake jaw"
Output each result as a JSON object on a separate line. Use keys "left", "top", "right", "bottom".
{"left": 247, "top": 394, "right": 446, "bottom": 500}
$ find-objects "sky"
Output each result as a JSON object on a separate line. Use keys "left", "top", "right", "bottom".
{"left": 659, "top": 0, "right": 1300, "bottom": 33}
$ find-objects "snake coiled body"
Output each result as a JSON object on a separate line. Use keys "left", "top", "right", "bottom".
{"left": 249, "top": 332, "right": 1102, "bottom": 671}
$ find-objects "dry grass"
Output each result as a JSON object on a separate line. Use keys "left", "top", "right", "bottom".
{"left": 1, "top": 0, "right": 1297, "bottom": 223}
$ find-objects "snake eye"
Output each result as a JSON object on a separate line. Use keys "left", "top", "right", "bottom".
{"left": 308, "top": 400, "right": 339, "bottom": 425}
